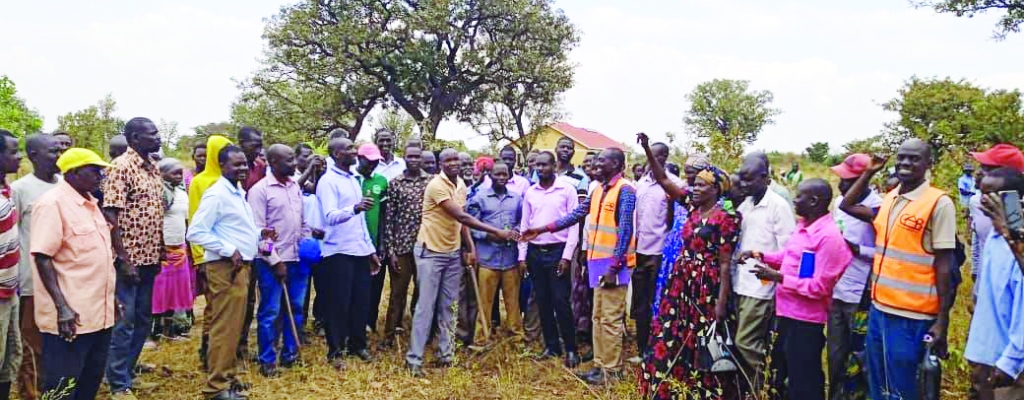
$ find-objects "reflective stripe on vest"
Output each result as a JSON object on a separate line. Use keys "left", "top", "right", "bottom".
{"left": 585, "top": 177, "right": 637, "bottom": 268}
{"left": 871, "top": 186, "right": 945, "bottom": 315}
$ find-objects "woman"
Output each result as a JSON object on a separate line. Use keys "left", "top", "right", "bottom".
{"left": 652, "top": 153, "right": 710, "bottom": 318}
{"left": 636, "top": 133, "right": 742, "bottom": 400}
{"left": 152, "top": 158, "right": 195, "bottom": 340}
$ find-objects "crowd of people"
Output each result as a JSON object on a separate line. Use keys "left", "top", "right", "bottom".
{"left": 0, "top": 119, "right": 1020, "bottom": 400}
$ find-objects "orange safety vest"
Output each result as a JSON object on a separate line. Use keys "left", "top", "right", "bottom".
{"left": 871, "top": 186, "right": 945, "bottom": 315}
{"left": 585, "top": 176, "right": 637, "bottom": 268}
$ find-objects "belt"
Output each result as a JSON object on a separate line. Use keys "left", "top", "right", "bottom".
{"left": 530, "top": 242, "right": 566, "bottom": 252}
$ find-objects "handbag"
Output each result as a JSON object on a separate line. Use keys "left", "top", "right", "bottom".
{"left": 696, "top": 321, "right": 739, "bottom": 373}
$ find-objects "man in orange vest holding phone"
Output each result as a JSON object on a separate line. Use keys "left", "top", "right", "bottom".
{"left": 839, "top": 138, "right": 958, "bottom": 400}
{"left": 523, "top": 147, "right": 637, "bottom": 386}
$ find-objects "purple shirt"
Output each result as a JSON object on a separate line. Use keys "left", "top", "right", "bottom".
{"left": 762, "top": 213, "right": 853, "bottom": 324}
{"left": 635, "top": 173, "right": 684, "bottom": 255}
{"left": 507, "top": 174, "right": 532, "bottom": 197}
{"left": 519, "top": 179, "right": 580, "bottom": 261}
{"left": 247, "top": 175, "right": 305, "bottom": 264}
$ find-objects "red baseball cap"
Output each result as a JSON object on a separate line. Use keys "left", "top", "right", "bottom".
{"left": 831, "top": 153, "right": 871, "bottom": 179}
{"left": 971, "top": 144, "right": 1024, "bottom": 172}
{"left": 357, "top": 143, "right": 383, "bottom": 161}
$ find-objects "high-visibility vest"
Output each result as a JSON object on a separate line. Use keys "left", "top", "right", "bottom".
{"left": 871, "top": 186, "right": 945, "bottom": 315}
{"left": 585, "top": 176, "right": 637, "bottom": 268}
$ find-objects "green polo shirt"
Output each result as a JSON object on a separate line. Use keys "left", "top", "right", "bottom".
{"left": 359, "top": 173, "right": 389, "bottom": 246}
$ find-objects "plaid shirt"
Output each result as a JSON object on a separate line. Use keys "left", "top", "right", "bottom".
{"left": 102, "top": 148, "right": 165, "bottom": 266}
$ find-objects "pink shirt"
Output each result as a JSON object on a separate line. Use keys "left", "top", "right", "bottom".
{"left": 519, "top": 179, "right": 579, "bottom": 261}
{"left": 507, "top": 174, "right": 532, "bottom": 197}
{"left": 247, "top": 175, "right": 305, "bottom": 264}
{"left": 635, "top": 173, "right": 684, "bottom": 255}
{"left": 762, "top": 213, "right": 852, "bottom": 324}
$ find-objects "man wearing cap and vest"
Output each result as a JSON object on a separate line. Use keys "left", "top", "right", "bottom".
{"left": 840, "top": 139, "right": 957, "bottom": 400}
{"left": 523, "top": 147, "right": 636, "bottom": 386}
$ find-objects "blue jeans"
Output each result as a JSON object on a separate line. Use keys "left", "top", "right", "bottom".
{"left": 255, "top": 260, "right": 311, "bottom": 366}
{"left": 865, "top": 306, "right": 933, "bottom": 400}
{"left": 106, "top": 264, "right": 158, "bottom": 393}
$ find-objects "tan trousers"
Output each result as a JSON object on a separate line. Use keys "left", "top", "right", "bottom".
{"left": 18, "top": 296, "right": 41, "bottom": 400}
{"left": 383, "top": 253, "right": 418, "bottom": 340}
{"left": 474, "top": 267, "right": 522, "bottom": 345}
{"left": 203, "top": 259, "right": 250, "bottom": 398}
{"left": 736, "top": 294, "right": 773, "bottom": 381}
{"left": 592, "top": 285, "right": 627, "bottom": 371}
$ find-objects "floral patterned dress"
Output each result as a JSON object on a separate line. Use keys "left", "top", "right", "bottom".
{"left": 639, "top": 205, "right": 741, "bottom": 400}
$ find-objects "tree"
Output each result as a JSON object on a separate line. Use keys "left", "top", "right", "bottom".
{"left": 0, "top": 76, "right": 43, "bottom": 137}
{"left": 805, "top": 142, "right": 831, "bottom": 163}
{"left": 261, "top": 0, "right": 579, "bottom": 142}
{"left": 918, "top": 0, "right": 1024, "bottom": 39}
{"left": 881, "top": 76, "right": 1024, "bottom": 190}
{"left": 842, "top": 134, "right": 887, "bottom": 156}
{"left": 377, "top": 109, "right": 418, "bottom": 154}
{"left": 56, "top": 95, "right": 125, "bottom": 154}
{"left": 683, "top": 79, "right": 780, "bottom": 170}
{"left": 470, "top": 97, "right": 565, "bottom": 157}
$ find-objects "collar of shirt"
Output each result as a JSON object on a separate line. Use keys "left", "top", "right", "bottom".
{"left": 894, "top": 179, "right": 934, "bottom": 201}
{"left": 216, "top": 177, "right": 246, "bottom": 197}
{"left": 528, "top": 178, "right": 574, "bottom": 195}
{"left": 604, "top": 173, "right": 624, "bottom": 190}
{"left": 123, "top": 147, "right": 157, "bottom": 172}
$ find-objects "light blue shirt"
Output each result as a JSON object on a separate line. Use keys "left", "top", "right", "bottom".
{"left": 959, "top": 174, "right": 977, "bottom": 207}
{"left": 316, "top": 165, "right": 376, "bottom": 257}
{"left": 186, "top": 177, "right": 260, "bottom": 262}
{"left": 965, "top": 232, "right": 1024, "bottom": 378}
{"left": 302, "top": 192, "right": 323, "bottom": 238}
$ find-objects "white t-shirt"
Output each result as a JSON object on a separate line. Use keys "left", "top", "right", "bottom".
{"left": 733, "top": 190, "right": 797, "bottom": 300}
{"left": 163, "top": 187, "right": 190, "bottom": 246}
{"left": 10, "top": 174, "right": 62, "bottom": 296}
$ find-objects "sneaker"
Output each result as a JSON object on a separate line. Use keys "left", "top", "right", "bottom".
{"left": 111, "top": 389, "right": 139, "bottom": 400}
{"left": 143, "top": 340, "right": 157, "bottom": 350}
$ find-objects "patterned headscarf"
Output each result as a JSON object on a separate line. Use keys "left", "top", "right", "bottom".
{"left": 695, "top": 165, "right": 731, "bottom": 197}
{"left": 685, "top": 153, "right": 711, "bottom": 170}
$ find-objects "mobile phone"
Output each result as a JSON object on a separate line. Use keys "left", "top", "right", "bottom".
{"left": 1001, "top": 190, "right": 1023, "bottom": 231}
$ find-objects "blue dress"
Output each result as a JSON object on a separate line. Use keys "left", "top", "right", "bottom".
{"left": 651, "top": 201, "right": 688, "bottom": 317}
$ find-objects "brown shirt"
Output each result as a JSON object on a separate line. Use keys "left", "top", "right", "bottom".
{"left": 102, "top": 148, "right": 165, "bottom": 266}
{"left": 384, "top": 173, "right": 432, "bottom": 257}
{"left": 417, "top": 173, "right": 468, "bottom": 253}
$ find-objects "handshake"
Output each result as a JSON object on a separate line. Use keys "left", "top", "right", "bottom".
{"left": 488, "top": 226, "right": 547, "bottom": 243}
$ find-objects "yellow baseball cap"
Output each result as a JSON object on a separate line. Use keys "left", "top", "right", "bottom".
{"left": 57, "top": 148, "right": 111, "bottom": 174}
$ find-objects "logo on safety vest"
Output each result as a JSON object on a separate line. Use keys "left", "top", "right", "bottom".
{"left": 898, "top": 213, "right": 925, "bottom": 232}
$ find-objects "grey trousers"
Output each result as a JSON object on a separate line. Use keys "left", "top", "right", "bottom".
{"left": 826, "top": 299, "right": 861, "bottom": 399}
{"left": 406, "top": 246, "right": 463, "bottom": 367}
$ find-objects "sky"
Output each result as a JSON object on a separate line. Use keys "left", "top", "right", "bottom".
{"left": 2, "top": 0, "right": 1022, "bottom": 154}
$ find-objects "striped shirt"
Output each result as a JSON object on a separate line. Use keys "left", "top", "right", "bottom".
{"left": 0, "top": 190, "right": 19, "bottom": 298}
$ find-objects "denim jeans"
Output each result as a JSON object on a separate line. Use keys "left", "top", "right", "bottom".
{"left": 255, "top": 260, "right": 311, "bottom": 366}
{"left": 865, "top": 306, "right": 933, "bottom": 400}
{"left": 106, "top": 264, "right": 158, "bottom": 393}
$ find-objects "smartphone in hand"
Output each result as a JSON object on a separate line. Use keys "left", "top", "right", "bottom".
{"left": 1000, "top": 190, "right": 1023, "bottom": 231}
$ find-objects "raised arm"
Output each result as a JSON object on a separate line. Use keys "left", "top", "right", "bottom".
{"left": 637, "top": 132, "right": 687, "bottom": 201}
{"left": 840, "top": 154, "right": 888, "bottom": 223}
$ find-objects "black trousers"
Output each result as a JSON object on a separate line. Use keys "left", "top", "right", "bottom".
{"left": 526, "top": 243, "right": 576, "bottom": 354}
{"left": 319, "top": 254, "right": 371, "bottom": 359}
{"left": 41, "top": 328, "right": 112, "bottom": 400}
{"left": 631, "top": 254, "right": 660, "bottom": 356}
{"left": 772, "top": 316, "right": 826, "bottom": 400}
{"left": 367, "top": 263, "right": 387, "bottom": 332}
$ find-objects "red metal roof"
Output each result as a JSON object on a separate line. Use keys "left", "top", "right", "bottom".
{"left": 549, "top": 121, "right": 627, "bottom": 151}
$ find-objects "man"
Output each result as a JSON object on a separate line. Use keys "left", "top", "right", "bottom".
{"left": 554, "top": 136, "right": 590, "bottom": 193}
{"left": 354, "top": 144, "right": 389, "bottom": 333}
{"left": 969, "top": 144, "right": 1024, "bottom": 281}
{"left": 631, "top": 164, "right": 645, "bottom": 181}
{"left": 840, "top": 139, "right": 956, "bottom": 400}
{"left": 498, "top": 146, "right": 531, "bottom": 196}
{"left": 0, "top": 131, "right": 20, "bottom": 400}
{"left": 422, "top": 151, "right": 438, "bottom": 175}
{"left": 103, "top": 117, "right": 165, "bottom": 399}
{"left": 734, "top": 154, "right": 797, "bottom": 386}
{"left": 458, "top": 152, "right": 475, "bottom": 186}
{"left": 371, "top": 129, "right": 406, "bottom": 181}
{"left": 316, "top": 138, "right": 381, "bottom": 370}
{"left": 519, "top": 152, "right": 579, "bottom": 367}
{"left": 186, "top": 145, "right": 259, "bottom": 400}
{"left": 966, "top": 167, "right": 1024, "bottom": 400}
{"left": 11, "top": 134, "right": 60, "bottom": 400}
{"left": 248, "top": 144, "right": 310, "bottom": 377}
{"left": 32, "top": 148, "right": 113, "bottom": 400}
{"left": 236, "top": 127, "right": 265, "bottom": 359}
{"left": 186, "top": 142, "right": 207, "bottom": 190}
{"left": 631, "top": 142, "right": 684, "bottom": 361}
{"left": 526, "top": 151, "right": 539, "bottom": 182}
{"left": 405, "top": 149, "right": 517, "bottom": 377}
{"left": 188, "top": 135, "right": 233, "bottom": 369}
{"left": 51, "top": 132, "right": 72, "bottom": 156}
{"left": 744, "top": 179, "right": 853, "bottom": 400}
{"left": 109, "top": 135, "right": 128, "bottom": 160}
{"left": 523, "top": 148, "right": 636, "bottom": 385}
{"left": 960, "top": 162, "right": 978, "bottom": 209}
{"left": 666, "top": 162, "right": 680, "bottom": 177}
{"left": 382, "top": 145, "right": 431, "bottom": 348}
{"left": 785, "top": 162, "right": 803, "bottom": 185}
{"left": 827, "top": 153, "right": 882, "bottom": 399}
{"left": 466, "top": 162, "right": 523, "bottom": 347}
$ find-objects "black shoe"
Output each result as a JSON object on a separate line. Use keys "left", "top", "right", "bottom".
{"left": 429, "top": 359, "right": 454, "bottom": 368}
{"left": 583, "top": 369, "right": 620, "bottom": 386}
{"left": 350, "top": 349, "right": 374, "bottom": 362}
{"left": 210, "top": 389, "right": 248, "bottom": 400}
{"left": 535, "top": 349, "right": 560, "bottom": 360}
{"left": 581, "top": 350, "right": 594, "bottom": 362}
{"left": 565, "top": 352, "right": 581, "bottom": 368}
{"left": 575, "top": 367, "right": 601, "bottom": 380}
{"left": 230, "top": 381, "right": 251, "bottom": 393}
{"left": 281, "top": 358, "right": 300, "bottom": 369}
{"left": 259, "top": 364, "right": 279, "bottom": 378}
{"left": 406, "top": 363, "right": 424, "bottom": 378}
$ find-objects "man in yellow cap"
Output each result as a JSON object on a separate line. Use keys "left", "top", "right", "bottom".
{"left": 30, "top": 148, "right": 115, "bottom": 400}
